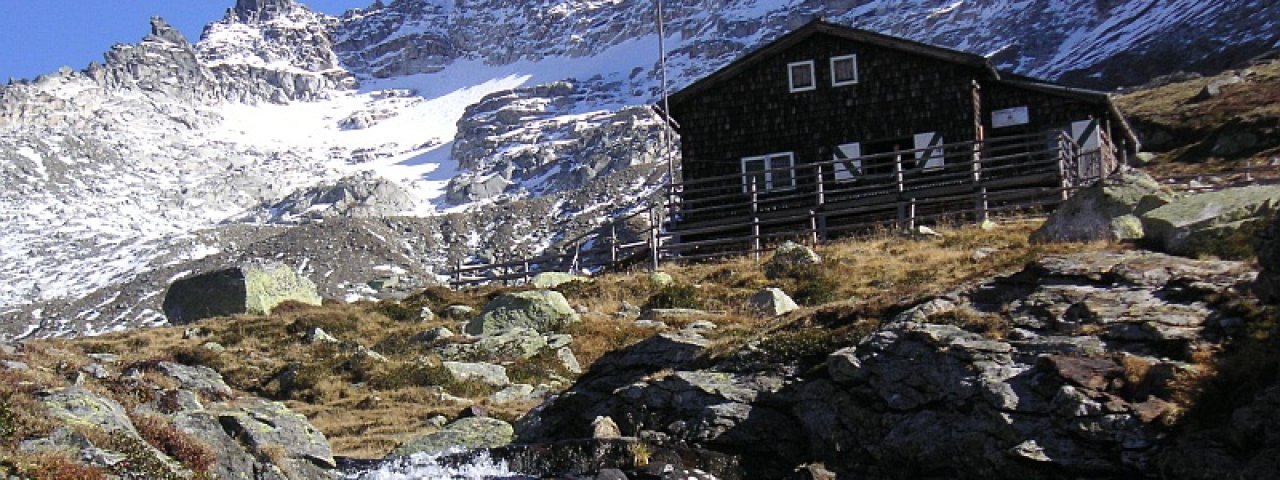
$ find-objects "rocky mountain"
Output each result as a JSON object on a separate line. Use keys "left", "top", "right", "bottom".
{"left": 2, "top": 0, "right": 1277, "bottom": 338}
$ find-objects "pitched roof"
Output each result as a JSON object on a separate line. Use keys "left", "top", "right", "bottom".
{"left": 662, "top": 18, "right": 1138, "bottom": 148}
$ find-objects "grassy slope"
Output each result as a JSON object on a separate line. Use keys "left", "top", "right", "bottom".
{"left": 1116, "top": 59, "right": 1280, "bottom": 176}
{"left": 2, "top": 222, "right": 1108, "bottom": 462}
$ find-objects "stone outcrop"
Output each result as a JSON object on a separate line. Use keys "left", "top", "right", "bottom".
{"left": 255, "top": 172, "right": 418, "bottom": 223}
{"left": 162, "top": 261, "right": 322, "bottom": 324}
{"left": 465, "top": 290, "right": 580, "bottom": 335}
{"left": 516, "top": 251, "right": 1260, "bottom": 479}
{"left": 392, "top": 417, "right": 515, "bottom": 457}
{"left": 748, "top": 288, "right": 800, "bottom": 316}
{"left": 1031, "top": 169, "right": 1175, "bottom": 243}
{"left": 1140, "top": 185, "right": 1280, "bottom": 258}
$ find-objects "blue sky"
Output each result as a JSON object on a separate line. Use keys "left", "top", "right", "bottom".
{"left": 0, "top": 1, "right": 370, "bottom": 82}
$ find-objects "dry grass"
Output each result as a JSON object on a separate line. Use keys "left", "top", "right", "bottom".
{"left": 132, "top": 413, "right": 216, "bottom": 473}
{"left": 1116, "top": 59, "right": 1280, "bottom": 173}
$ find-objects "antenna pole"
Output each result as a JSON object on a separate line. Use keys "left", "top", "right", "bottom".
{"left": 657, "top": 0, "right": 674, "bottom": 186}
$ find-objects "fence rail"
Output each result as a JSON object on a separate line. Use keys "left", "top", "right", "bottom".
{"left": 443, "top": 134, "right": 1277, "bottom": 287}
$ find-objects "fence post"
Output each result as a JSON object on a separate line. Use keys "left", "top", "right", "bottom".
{"left": 978, "top": 186, "right": 989, "bottom": 223}
{"left": 572, "top": 240, "right": 582, "bottom": 274}
{"left": 809, "top": 210, "right": 819, "bottom": 245}
{"left": 908, "top": 198, "right": 917, "bottom": 232}
{"left": 751, "top": 177, "right": 761, "bottom": 261}
{"left": 1247, "top": 158, "right": 1254, "bottom": 183}
{"left": 1057, "top": 134, "right": 1071, "bottom": 201}
{"left": 454, "top": 258, "right": 462, "bottom": 287}
{"left": 610, "top": 223, "right": 618, "bottom": 265}
{"left": 815, "top": 163, "right": 827, "bottom": 241}
{"left": 649, "top": 204, "right": 660, "bottom": 272}
{"left": 895, "top": 153, "right": 905, "bottom": 229}
{"left": 524, "top": 260, "right": 531, "bottom": 283}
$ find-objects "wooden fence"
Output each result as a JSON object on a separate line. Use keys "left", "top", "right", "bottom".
{"left": 443, "top": 137, "right": 1280, "bottom": 286}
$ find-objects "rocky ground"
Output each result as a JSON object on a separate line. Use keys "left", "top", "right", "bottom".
{"left": 4, "top": 196, "right": 1279, "bottom": 478}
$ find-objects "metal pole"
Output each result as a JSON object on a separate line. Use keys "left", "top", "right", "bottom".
{"left": 751, "top": 178, "right": 761, "bottom": 261}
{"left": 656, "top": 0, "right": 675, "bottom": 206}
{"left": 610, "top": 223, "right": 618, "bottom": 265}
{"left": 649, "top": 205, "right": 660, "bottom": 271}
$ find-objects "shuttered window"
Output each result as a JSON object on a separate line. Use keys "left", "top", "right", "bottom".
{"left": 788, "top": 61, "right": 816, "bottom": 92}
{"left": 831, "top": 54, "right": 858, "bottom": 86}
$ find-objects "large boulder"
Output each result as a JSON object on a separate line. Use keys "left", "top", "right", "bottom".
{"left": 392, "top": 417, "right": 515, "bottom": 456}
{"left": 178, "top": 398, "right": 338, "bottom": 479}
{"left": 1140, "top": 185, "right": 1280, "bottom": 258}
{"left": 531, "top": 272, "right": 587, "bottom": 289}
{"left": 763, "top": 242, "right": 822, "bottom": 279}
{"left": 162, "top": 262, "right": 322, "bottom": 324}
{"left": 1031, "top": 169, "right": 1175, "bottom": 243}
{"left": 748, "top": 288, "right": 800, "bottom": 316}
{"left": 465, "top": 290, "right": 580, "bottom": 335}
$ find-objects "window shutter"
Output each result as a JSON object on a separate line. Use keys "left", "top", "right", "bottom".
{"left": 833, "top": 142, "right": 862, "bottom": 181}
{"left": 1071, "top": 119, "right": 1101, "bottom": 151}
{"left": 914, "top": 132, "right": 944, "bottom": 170}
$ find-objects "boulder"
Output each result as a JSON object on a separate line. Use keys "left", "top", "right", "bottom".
{"left": 162, "top": 261, "right": 322, "bottom": 324}
{"left": 443, "top": 305, "right": 475, "bottom": 319}
{"left": 648, "top": 272, "right": 674, "bottom": 287}
{"left": 531, "top": 272, "right": 587, "bottom": 289}
{"left": 153, "top": 362, "right": 234, "bottom": 399}
{"left": 392, "top": 417, "right": 515, "bottom": 456}
{"left": 180, "top": 397, "right": 338, "bottom": 479}
{"left": 764, "top": 242, "right": 822, "bottom": 279}
{"left": 1140, "top": 185, "right": 1280, "bottom": 258}
{"left": 443, "top": 361, "right": 511, "bottom": 387}
{"left": 1031, "top": 169, "right": 1175, "bottom": 243}
{"left": 439, "top": 327, "right": 547, "bottom": 361}
{"left": 465, "top": 290, "right": 580, "bottom": 335}
{"left": 748, "top": 288, "right": 800, "bottom": 316}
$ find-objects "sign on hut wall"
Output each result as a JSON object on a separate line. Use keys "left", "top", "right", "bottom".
{"left": 992, "top": 106, "right": 1030, "bottom": 128}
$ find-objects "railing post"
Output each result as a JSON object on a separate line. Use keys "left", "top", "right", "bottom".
{"left": 809, "top": 210, "right": 819, "bottom": 245}
{"left": 751, "top": 177, "right": 761, "bottom": 261}
{"left": 454, "top": 259, "right": 462, "bottom": 287}
{"left": 815, "top": 163, "right": 827, "bottom": 242}
{"left": 1247, "top": 158, "right": 1254, "bottom": 183}
{"left": 908, "top": 198, "right": 917, "bottom": 232}
{"left": 610, "top": 223, "right": 618, "bottom": 265}
{"left": 572, "top": 240, "right": 582, "bottom": 274}
{"left": 1058, "top": 133, "right": 1071, "bottom": 201}
{"left": 978, "top": 186, "right": 989, "bottom": 223}
{"left": 895, "top": 153, "right": 905, "bottom": 230}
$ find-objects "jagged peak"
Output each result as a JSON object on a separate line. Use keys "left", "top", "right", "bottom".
{"left": 147, "top": 16, "right": 189, "bottom": 45}
{"left": 232, "top": 0, "right": 297, "bottom": 22}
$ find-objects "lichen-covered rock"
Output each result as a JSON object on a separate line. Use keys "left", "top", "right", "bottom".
{"left": 763, "top": 242, "right": 822, "bottom": 279}
{"left": 1140, "top": 185, "right": 1280, "bottom": 258}
{"left": 392, "top": 417, "right": 515, "bottom": 456}
{"left": 443, "top": 361, "right": 511, "bottom": 387}
{"left": 212, "top": 398, "right": 338, "bottom": 475}
{"left": 440, "top": 327, "right": 548, "bottom": 361}
{"left": 153, "top": 361, "right": 234, "bottom": 399}
{"left": 748, "top": 288, "right": 800, "bottom": 316}
{"left": 465, "top": 290, "right": 580, "bottom": 335}
{"left": 531, "top": 272, "right": 587, "bottom": 289}
{"left": 162, "top": 261, "right": 322, "bottom": 324}
{"left": 1031, "top": 169, "right": 1175, "bottom": 243}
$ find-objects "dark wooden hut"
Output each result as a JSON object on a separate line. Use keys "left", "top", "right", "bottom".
{"left": 661, "top": 19, "right": 1138, "bottom": 251}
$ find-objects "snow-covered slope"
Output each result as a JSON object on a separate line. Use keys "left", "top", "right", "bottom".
{"left": 1, "top": 0, "right": 1276, "bottom": 338}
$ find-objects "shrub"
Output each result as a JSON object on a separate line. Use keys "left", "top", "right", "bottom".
{"left": 368, "top": 363, "right": 452, "bottom": 390}
{"left": 286, "top": 312, "right": 361, "bottom": 337}
{"left": 507, "top": 350, "right": 572, "bottom": 385}
{"left": 132, "top": 413, "right": 216, "bottom": 473}
{"left": 171, "top": 346, "right": 225, "bottom": 370}
{"left": 758, "top": 329, "right": 847, "bottom": 365}
{"left": 373, "top": 301, "right": 420, "bottom": 323}
{"left": 19, "top": 452, "right": 108, "bottom": 480}
{"left": 642, "top": 284, "right": 703, "bottom": 310}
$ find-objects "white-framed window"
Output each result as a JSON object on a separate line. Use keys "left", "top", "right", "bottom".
{"left": 788, "top": 61, "right": 816, "bottom": 93}
{"left": 831, "top": 54, "right": 858, "bottom": 86}
{"left": 741, "top": 152, "right": 796, "bottom": 192}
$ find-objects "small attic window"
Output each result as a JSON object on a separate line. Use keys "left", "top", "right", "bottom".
{"left": 831, "top": 54, "right": 858, "bottom": 86}
{"left": 788, "top": 61, "right": 816, "bottom": 93}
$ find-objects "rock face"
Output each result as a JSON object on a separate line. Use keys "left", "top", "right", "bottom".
{"left": 516, "top": 251, "right": 1259, "bottom": 478}
{"left": 465, "top": 290, "right": 580, "bottom": 335}
{"left": 16, "top": 352, "right": 339, "bottom": 479}
{"left": 162, "top": 261, "right": 321, "bottom": 324}
{"left": 254, "top": 172, "right": 418, "bottom": 223}
{"left": 1140, "top": 185, "right": 1280, "bottom": 258}
{"left": 1031, "top": 169, "right": 1175, "bottom": 243}
{"left": 392, "top": 417, "right": 515, "bottom": 457}
{"left": 1253, "top": 211, "right": 1280, "bottom": 302}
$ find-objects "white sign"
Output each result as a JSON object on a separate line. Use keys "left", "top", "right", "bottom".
{"left": 992, "top": 106, "right": 1030, "bottom": 128}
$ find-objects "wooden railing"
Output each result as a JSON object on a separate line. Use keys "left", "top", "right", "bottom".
{"left": 445, "top": 131, "right": 1280, "bottom": 286}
